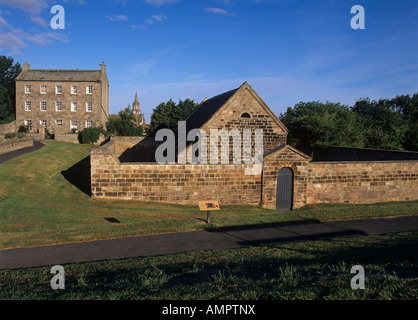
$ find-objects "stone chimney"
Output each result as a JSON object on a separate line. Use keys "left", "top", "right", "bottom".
{"left": 100, "top": 61, "right": 106, "bottom": 73}
{"left": 23, "top": 61, "right": 30, "bottom": 72}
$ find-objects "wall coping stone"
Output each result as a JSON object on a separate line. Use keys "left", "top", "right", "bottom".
{"left": 311, "top": 160, "right": 418, "bottom": 164}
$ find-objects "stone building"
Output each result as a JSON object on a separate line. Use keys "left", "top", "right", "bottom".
{"left": 90, "top": 82, "right": 418, "bottom": 210}
{"left": 15, "top": 62, "right": 109, "bottom": 135}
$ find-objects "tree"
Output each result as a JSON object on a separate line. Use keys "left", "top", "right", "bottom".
{"left": 149, "top": 99, "right": 176, "bottom": 134}
{"left": 0, "top": 56, "right": 22, "bottom": 124}
{"left": 149, "top": 98, "right": 198, "bottom": 135}
{"left": 170, "top": 98, "right": 198, "bottom": 129}
{"left": 106, "top": 105, "right": 143, "bottom": 136}
{"left": 393, "top": 93, "right": 418, "bottom": 151}
{"left": 280, "top": 101, "right": 365, "bottom": 151}
{"left": 352, "top": 97, "right": 409, "bottom": 150}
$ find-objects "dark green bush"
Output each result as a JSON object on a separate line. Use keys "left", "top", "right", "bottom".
{"left": 17, "top": 132, "right": 26, "bottom": 138}
{"left": 17, "top": 125, "right": 29, "bottom": 133}
{"left": 78, "top": 127, "right": 106, "bottom": 144}
{"left": 5, "top": 132, "right": 16, "bottom": 139}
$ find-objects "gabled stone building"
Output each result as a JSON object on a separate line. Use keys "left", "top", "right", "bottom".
{"left": 15, "top": 62, "right": 109, "bottom": 135}
{"left": 91, "top": 82, "right": 418, "bottom": 211}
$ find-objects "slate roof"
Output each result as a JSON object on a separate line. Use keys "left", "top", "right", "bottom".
{"left": 16, "top": 69, "right": 103, "bottom": 82}
{"left": 184, "top": 87, "right": 239, "bottom": 134}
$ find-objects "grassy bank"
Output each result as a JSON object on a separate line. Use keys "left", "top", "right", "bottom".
{"left": 1, "top": 232, "right": 417, "bottom": 300}
{"left": 0, "top": 141, "right": 417, "bottom": 249}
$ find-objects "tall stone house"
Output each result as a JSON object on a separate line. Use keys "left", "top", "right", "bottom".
{"left": 15, "top": 62, "right": 109, "bottom": 135}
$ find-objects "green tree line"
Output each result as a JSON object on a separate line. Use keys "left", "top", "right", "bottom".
{"left": 2, "top": 56, "right": 416, "bottom": 151}
{"left": 0, "top": 56, "right": 21, "bottom": 124}
{"left": 280, "top": 93, "right": 418, "bottom": 152}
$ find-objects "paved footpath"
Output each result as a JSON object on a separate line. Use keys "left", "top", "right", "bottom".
{"left": 1, "top": 215, "right": 417, "bottom": 270}
{"left": 0, "top": 141, "right": 44, "bottom": 164}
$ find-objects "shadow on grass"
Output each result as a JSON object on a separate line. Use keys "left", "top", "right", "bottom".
{"left": 204, "top": 219, "right": 321, "bottom": 233}
{"left": 61, "top": 155, "right": 91, "bottom": 196}
{"left": 51, "top": 232, "right": 417, "bottom": 300}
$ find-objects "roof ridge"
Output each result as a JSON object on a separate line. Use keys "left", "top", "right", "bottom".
{"left": 205, "top": 87, "right": 239, "bottom": 101}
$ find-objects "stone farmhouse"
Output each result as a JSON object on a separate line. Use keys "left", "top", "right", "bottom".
{"left": 91, "top": 82, "right": 418, "bottom": 210}
{"left": 15, "top": 62, "right": 109, "bottom": 135}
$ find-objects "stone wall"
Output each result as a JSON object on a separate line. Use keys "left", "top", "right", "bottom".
{"left": 91, "top": 137, "right": 418, "bottom": 209}
{"left": 306, "top": 161, "right": 418, "bottom": 204}
{"left": 91, "top": 137, "right": 262, "bottom": 205}
{"left": 55, "top": 133, "right": 79, "bottom": 144}
{"left": 0, "top": 137, "right": 33, "bottom": 155}
{"left": 0, "top": 121, "right": 16, "bottom": 135}
{"left": 114, "top": 136, "right": 161, "bottom": 162}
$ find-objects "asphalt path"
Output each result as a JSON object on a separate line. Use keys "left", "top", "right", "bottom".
{"left": 1, "top": 215, "right": 417, "bottom": 270}
{"left": 0, "top": 140, "right": 44, "bottom": 164}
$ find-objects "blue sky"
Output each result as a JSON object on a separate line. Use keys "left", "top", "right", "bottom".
{"left": 0, "top": 0, "right": 417, "bottom": 122}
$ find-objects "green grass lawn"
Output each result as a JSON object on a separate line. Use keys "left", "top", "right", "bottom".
{"left": 1, "top": 231, "right": 417, "bottom": 300}
{"left": 0, "top": 140, "right": 417, "bottom": 250}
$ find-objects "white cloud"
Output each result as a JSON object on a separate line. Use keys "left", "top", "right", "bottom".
{"left": 0, "top": 0, "right": 49, "bottom": 14}
{"left": 0, "top": 22, "right": 68, "bottom": 55}
{"left": 30, "top": 16, "right": 49, "bottom": 27}
{"left": 106, "top": 14, "right": 128, "bottom": 22}
{"left": 205, "top": 7, "right": 228, "bottom": 15}
{"left": 145, "top": 0, "right": 177, "bottom": 7}
{"left": 0, "top": 16, "right": 8, "bottom": 26}
{"left": 0, "top": 31, "right": 26, "bottom": 54}
{"left": 145, "top": 14, "right": 167, "bottom": 24}
{"left": 0, "top": 0, "right": 73, "bottom": 54}
{"left": 131, "top": 24, "right": 148, "bottom": 30}
{"left": 27, "top": 31, "right": 68, "bottom": 46}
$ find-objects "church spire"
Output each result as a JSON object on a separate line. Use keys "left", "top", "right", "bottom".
{"left": 134, "top": 92, "right": 139, "bottom": 105}
{"left": 133, "top": 92, "right": 140, "bottom": 113}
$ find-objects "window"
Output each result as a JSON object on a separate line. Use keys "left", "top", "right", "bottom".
{"left": 40, "top": 101, "right": 47, "bottom": 111}
{"left": 40, "top": 85, "right": 47, "bottom": 94}
{"left": 70, "top": 120, "right": 77, "bottom": 131}
{"left": 25, "top": 101, "right": 31, "bottom": 111}
{"left": 55, "top": 119, "right": 63, "bottom": 125}
{"left": 55, "top": 85, "right": 62, "bottom": 94}
{"left": 55, "top": 101, "right": 62, "bottom": 112}
{"left": 24, "top": 120, "right": 32, "bottom": 132}
{"left": 25, "top": 85, "right": 31, "bottom": 94}
{"left": 71, "top": 102, "right": 77, "bottom": 112}
{"left": 85, "top": 120, "right": 93, "bottom": 128}
{"left": 86, "top": 101, "right": 92, "bottom": 112}
{"left": 71, "top": 85, "right": 77, "bottom": 94}
{"left": 86, "top": 85, "right": 93, "bottom": 94}
{"left": 40, "top": 119, "right": 47, "bottom": 129}
{"left": 240, "top": 112, "right": 251, "bottom": 119}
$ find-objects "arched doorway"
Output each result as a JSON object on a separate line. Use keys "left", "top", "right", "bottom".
{"left": 276, "top": 167, "right": 294, "bottom": 211}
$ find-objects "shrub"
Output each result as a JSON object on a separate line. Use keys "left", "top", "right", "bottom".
{"left": 5, "top": 132, "right": 16, "bottom": 139}
{"left": 17, "top": 125, "right": 29, "bottom": 133}
{"left": 78, "top": 127, "right": 106, "bottom": 144}
{"left": 17, "top": 132, "right": 26, "bottom": 138}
